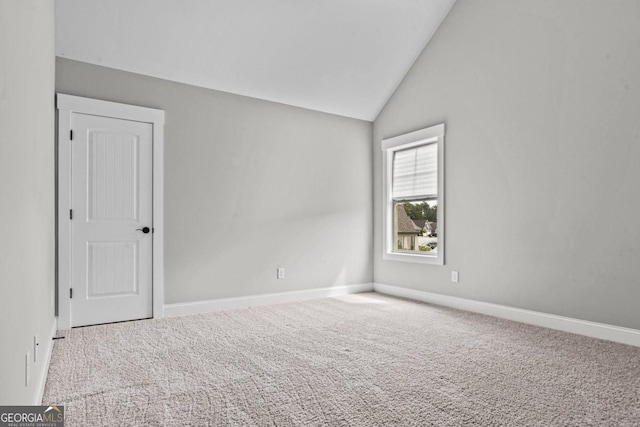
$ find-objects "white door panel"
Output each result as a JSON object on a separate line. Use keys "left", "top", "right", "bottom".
{"left": 71, "top": 113, "right": 153, "bottom": 327}
{"left": 87, "top": 241, "right": 138, "bottom": 297}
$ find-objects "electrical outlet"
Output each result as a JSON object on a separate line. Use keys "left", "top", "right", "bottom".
{"left": 33, "top": 336, "right": 38, "bottom": 363}
{"left": 451, "top": 271, "right": 459, "bottom": 283}
{"left": 25, "top": 351, "right": 30, "bottom": 386}
{"left": 277, "top": 267, "right": 285, "bottom": 279}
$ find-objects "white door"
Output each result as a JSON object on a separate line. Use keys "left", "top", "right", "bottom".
{"left": 70, "top": 113, "right": 153, "bottom": 327}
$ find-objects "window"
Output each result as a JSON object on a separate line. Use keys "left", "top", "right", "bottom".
{"left": 382, "top": 123, "right": 444, "bottom": 264}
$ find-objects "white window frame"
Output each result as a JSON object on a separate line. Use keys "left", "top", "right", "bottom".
{"left": 382, "top": 123, "right": 445, "bottom": 265}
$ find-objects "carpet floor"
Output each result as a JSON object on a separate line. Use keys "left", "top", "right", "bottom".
{"left": 43, "top": 292, "right": 640, "bottom": 426}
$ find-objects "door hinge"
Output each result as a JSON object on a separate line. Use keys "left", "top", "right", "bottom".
{"left": 69, "top": 209, "right": 73, "bottom": 220}
{"left": 70, "top": 288, "right": 73, "bottom": 299}
{"left": 70, "top": 130, "right": 73, "bottom": 140}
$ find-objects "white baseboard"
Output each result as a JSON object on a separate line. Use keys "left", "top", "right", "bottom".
{"left": 35, "top": 316, "right": 57, "bottom": 405}
{"left": 373, "top": 283, "right": 640, "bottom": 347}
{"left": 164, "top": 283, "right": 374, "bottom": 317}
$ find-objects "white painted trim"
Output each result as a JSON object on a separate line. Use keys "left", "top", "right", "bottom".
{"left": 381, "top": 123, "right": 444, "bottom": 151}
{"left": 373, "top": 283, "right": 640, "bottom": 347}
{"left": 381, "top": 123, "right": 445, "bottom": 265}
{"left": 35, "top": 317, "right": 57, "bottom": 405}
{"left": 56, "top": 94, "right": 165, "bottom": 329}
{"left": 164, "top": 283, "right": 374, "bottom": 317}
{"left": 152, "top": 116, "right": 165, "bottom": 319}
{"left": 57, "top": 94, "right": 165, "bottom": 124}
{"left": 57, "top": 105, "right": 72, "bottom": 330}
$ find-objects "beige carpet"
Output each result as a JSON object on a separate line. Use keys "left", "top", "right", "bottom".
{"left": 44, "top": 292, "right": 640, "bottom": 426}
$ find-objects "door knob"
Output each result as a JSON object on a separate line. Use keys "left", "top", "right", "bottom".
{"left": 136, "top": 227, "right": 151, "bottom": 234}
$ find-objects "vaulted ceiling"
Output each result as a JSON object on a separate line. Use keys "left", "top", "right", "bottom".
{"left": 55, "top": 0, "right": 456, "bottom": 121}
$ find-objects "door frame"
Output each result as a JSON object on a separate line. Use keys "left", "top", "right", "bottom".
{"left": 57, "top": 94, "right": 165, "bottom": 329}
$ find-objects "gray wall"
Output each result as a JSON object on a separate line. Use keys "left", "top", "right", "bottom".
{"left": 0, "top": 0, "right": 56, "bottom": 404}
{"left": 373, "top": 0, "right": 640, "bottom": 329}
{"left": 56, "top": 58, "right": 373, "bottom": 305}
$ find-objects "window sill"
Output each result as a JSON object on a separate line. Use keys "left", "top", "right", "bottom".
{"left": 383, "top": 251, "right": 443, "bottom": 265}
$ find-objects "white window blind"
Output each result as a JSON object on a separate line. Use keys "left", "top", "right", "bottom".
{"left": 392, "top": 143, "right": 437, "bottom": 200}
